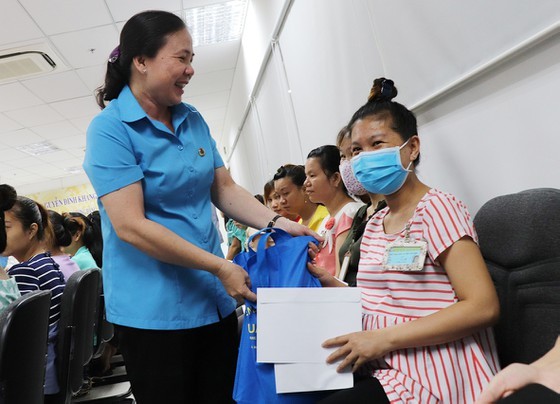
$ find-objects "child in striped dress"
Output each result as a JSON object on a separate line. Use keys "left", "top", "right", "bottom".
{"left": 309, "top": 78, "right": 500, "bottom": 403}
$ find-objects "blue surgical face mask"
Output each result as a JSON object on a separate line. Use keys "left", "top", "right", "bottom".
{"left": 350, "top": 139, "right": 412, "bottom": 195}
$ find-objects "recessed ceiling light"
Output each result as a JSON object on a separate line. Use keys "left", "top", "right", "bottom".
{"left": 64, "top": 166, "right": 84, "bottom": 174}
{"left": 16, "top": 141, "right": 60, "bottom": 156}
{"left": 184, "top": 0, "right": 248, "bottom": 47}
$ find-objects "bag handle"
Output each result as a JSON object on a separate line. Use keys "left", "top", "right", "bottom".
{"left": 255, "top": 228, "right": 292, "bottom": 253}
{"left": 246, "top": 227, "right": 293, "bottom": 251}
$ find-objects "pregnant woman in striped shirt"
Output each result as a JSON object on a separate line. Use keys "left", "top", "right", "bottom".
{"left": 310, "top": 78, "right": 501, "bottom": 403}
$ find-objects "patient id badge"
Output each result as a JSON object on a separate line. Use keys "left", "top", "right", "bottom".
{"left": 382, "top": 224, "right": 427, "bottom": 271}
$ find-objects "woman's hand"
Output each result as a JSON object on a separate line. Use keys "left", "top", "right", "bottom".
{"left": 274, "top": 216, "right": 323, "bottom": 242}
{"left": 476, "top": 336, "right": 560, "bottom": 403}
{"left": 475, "top": 363, "right": 541, "bottom": 402}
{"left": 307, "top": 242, "right": 347, "bottom": 287}
{"left": 215, "top": 260, "right": 257, "bottom": 303}
{"left": 323, "top": 329, "right": 392, "bottom": 373}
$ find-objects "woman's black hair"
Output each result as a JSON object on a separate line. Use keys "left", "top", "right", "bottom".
{"left": 0, "top": 184, "right": 17, "bottom": 212}
{"left": 11, "top": 196, "right": 50, "bottom": 241}
{"left": 306, "top": 145, "right": 343, "bottom": 179}
{"left": 273, "top": 164, "right": 306, "bottom": 187}
{"left": 335, "top": 126, "right": 350, "bottom": 149}
{"left": 95, "top": 10, "right": 187, "bottom": 109}
{"left": 47, "top": 210, "right": 73, "bottom": 248}
{"left": 263, "top": 179, "right": 275, "bottom": 202}
{"left": 0, "top": 184, "right": 17, "bottom": 253}
{"left": 254, "top": 194, "right": 265, "bottom": 205}
{"left": 64, "top": 212, "right": 103, "bottom": 268}
{"left": 348, "top": 77, "right": 420, "bottom": 165}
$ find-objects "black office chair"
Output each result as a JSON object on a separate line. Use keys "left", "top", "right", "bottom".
{"left": 54, "top": 269, "right": 101, "bottom": 404}
{"left": 72, "top": 273, "right": 134, "bottom": 404}
{"left": 0, "top": 290, "right": 52, "bottom": 404}
{"left": 474, "top": 188, "right": 560, "bottom": 367}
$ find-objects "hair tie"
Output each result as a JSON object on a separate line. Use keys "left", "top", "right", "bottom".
{"left": 380, "top": 79, "right": 394, "bottom": 99}
{"left": 108, "top": 46, "right": 120, "bottom": 63}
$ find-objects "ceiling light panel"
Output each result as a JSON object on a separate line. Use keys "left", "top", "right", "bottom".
{"left": 16, "top": 141, "right": 60, "bottom": 156}
{"left": 185, "top": 0, "right": 248, "bottom": 46}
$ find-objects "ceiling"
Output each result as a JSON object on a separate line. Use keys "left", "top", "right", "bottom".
{"left": 0, "top": 0, "right": 243, "bottom": 192}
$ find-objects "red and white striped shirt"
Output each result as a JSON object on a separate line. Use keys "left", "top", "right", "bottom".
{"left": 358, "top": 189, "right": 500, "bottom": 403}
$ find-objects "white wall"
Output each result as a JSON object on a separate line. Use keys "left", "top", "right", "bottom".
{"left": 222, "top": 0, "right": 560, "bottom": 212}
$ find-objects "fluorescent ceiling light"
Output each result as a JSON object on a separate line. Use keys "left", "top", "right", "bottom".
{"left": 17, "top": 141, "right": 60, "bottom": 156}
{"left": 185, "top": 0, "right": 248, "bottom": 46}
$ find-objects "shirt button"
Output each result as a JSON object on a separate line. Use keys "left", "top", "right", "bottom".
{"left": 178, "top": 145, "right": 184, "bottom": 151}
{"left": 193, "top": 213, "right": 198, "bottom": 219}
{"left": 189, "top": 167, "right": 194, "bottom": 172}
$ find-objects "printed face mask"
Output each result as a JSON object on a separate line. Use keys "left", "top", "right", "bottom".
{"left": 350, "top": 140, "right": 412, "bottom": 195}
{"left": 339, "top": 159, "right": 368, "bottom": 196}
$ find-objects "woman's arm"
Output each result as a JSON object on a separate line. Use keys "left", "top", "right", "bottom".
{"left": 211, "top": 167, "right": 319, "bottom": 238}
{"left": 225, "top": 237, "right": 242, "bottom": 261}
{"left": 324, "top": 237, "right": 500, "bottom": 372}
{"left": 101, "top": 181, "right": 256, "bottom": 302}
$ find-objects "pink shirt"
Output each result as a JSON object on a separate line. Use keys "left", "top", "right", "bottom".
{"left": 315, "top": 201, "right": 363, "bottom": 276}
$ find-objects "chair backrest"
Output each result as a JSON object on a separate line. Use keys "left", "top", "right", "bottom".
{"left": 0, "top": 290, "right": 52, "bottom": 404}
{"left": 56, "top": 268, "right": 100, "bottom": 403}
{"left": 473, "top": 188, "right": 560, "bottom": 367}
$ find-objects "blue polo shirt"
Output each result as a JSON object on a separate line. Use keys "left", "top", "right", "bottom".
{"left": 83, "top": 85, "right": 235, "bottom": 330}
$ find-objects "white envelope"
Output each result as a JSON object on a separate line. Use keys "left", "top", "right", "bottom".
{"left": 256, "top": 287, "right": 362, "bottom": 393}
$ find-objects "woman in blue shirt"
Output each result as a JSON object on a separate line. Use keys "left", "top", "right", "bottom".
{"left": 84, "top": 10, "right": 314, "bottom": 403}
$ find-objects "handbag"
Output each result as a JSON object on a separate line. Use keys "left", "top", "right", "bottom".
{"left": 233, "top": 228, "right": 324, "bottom": 404}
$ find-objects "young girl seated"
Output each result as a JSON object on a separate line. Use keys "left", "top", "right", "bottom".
{"left": 310, "top": 78, "right": 500, "bottom": 403}
{"left": 4, "top": 196, "right": 66, "bottom": 398}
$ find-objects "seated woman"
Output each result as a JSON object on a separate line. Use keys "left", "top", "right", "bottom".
{"left": 3, "top": 196, "right": 66, "bottom": 398}
{"left": 263, "top": 179, "right": 299, "bottom": 222}
{"left": 304, "top": 145, "right": 363, "bottom": 278}
{"left": 45, "top": 210, "right": 80, "bottom": 281}
{"left": 310, "top": 78, "right": 500, "bottom": 403}
{"left": 63, "top": 212, "right": 103, "bottom": 270}
{"left": 273, "top": 164, "right": 328, "bottom": 232}
{"left": 336, "top": 125, "right": 386, "bottom": 285}
{"left": 0, "top": 184, "right": 20, "bottom": 312}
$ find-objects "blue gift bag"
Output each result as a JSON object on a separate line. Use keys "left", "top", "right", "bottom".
{"left": 233, "top": 228, "right": 325, "bottom": 404}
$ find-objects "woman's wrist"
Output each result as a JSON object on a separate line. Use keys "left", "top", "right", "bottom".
{"left": 266, "top": 214, "right": 283, "bottom": 228}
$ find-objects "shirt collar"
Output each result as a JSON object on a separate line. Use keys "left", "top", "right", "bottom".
{"left": 118, "top": 85, "right": 191, "bottom": 128}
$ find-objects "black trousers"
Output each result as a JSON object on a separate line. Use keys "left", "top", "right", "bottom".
{"left": 318, "top": 374, "right": 390, "bottom": 404}
{"left": 116, "top": 311, "right": 238, "bottom": 404}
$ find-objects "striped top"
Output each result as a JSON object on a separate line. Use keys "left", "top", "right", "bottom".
{"left": 358, "top": 189, "right": 500, "bottom": 403}
{"left": 8, "top": 253, "right": 65, "bottom": 327}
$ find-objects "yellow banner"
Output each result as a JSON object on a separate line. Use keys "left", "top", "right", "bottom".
{"left": 25, "top": 183, "right": 98, "bottom": 215}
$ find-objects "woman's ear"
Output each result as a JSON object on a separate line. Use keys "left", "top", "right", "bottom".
{"left": 132, "top": 56, "right": 147, "bottom": 75}
{"left": 330, "top": 172, "right": 342, "bottom": 188}
{"left": 409, "top": 135, "right": 421, "bottom": 162}
{"left": 28, "top": 223, "right": 38, "bottom": 240}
